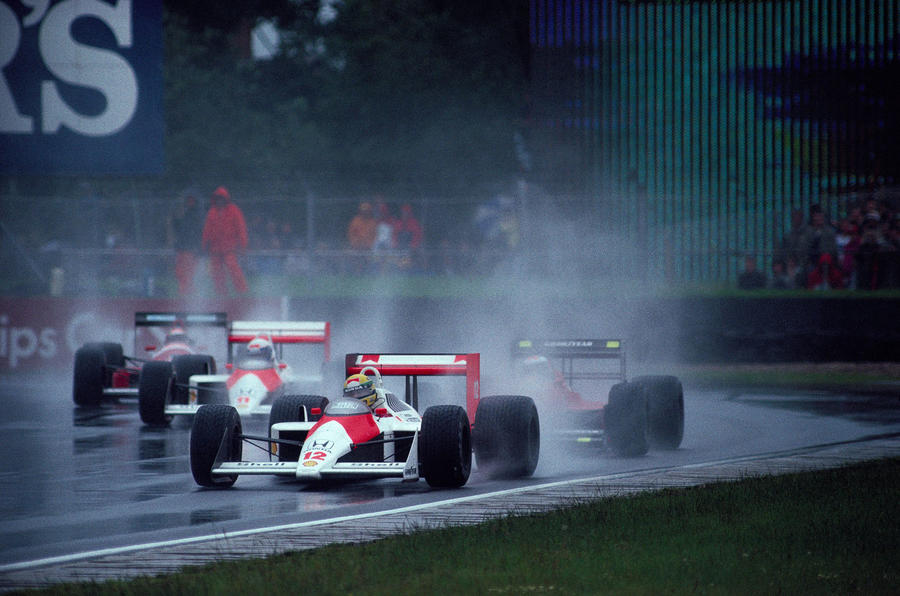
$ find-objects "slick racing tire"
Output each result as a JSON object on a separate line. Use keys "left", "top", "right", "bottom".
{"left": 473, "top": 395, "right": 540, "bottom": 479}
{"left": 191, "top": 404, "right": 242, "bottom": 488}
{"left": 632, "top": 375, "right": 684, "bottom": 450}
{"left": 269, "top": 394, "right": 329, "bottom": 462}
{"left": 84, "top": 342, "right": 124, "bottom": 369}
{"left": 604, "top": 382, "right": 649, "bottom": 457}
{"left": 171, "top": 354, "right": 216, "bottom": 405}
{"left": 195, "top": 381, "right": 227, "bottom": 406}
{"left": 139, "top": 361, "right": 175, "bottom": 427}
{"left": 419, "top": 405, "right": 472, "bottom": 488}
{"left": 72, "top": 345, "right": 106, "bottom": 406}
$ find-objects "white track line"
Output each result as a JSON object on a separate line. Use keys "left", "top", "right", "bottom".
{"left": 2, "top": 436, "right": 897, "bottom": 574}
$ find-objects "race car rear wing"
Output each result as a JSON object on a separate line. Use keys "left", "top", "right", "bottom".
{"left": 134, "top": 312, "right": 229, "bottom": 355}
{"left": 513, "top": 339, "right": 627, "bottom": 382}
{"left": 229, "top": 321, "right": 331, "bottom": 361}
{"left": 135, "top": 312, "right": 228, "bottom": 328}
{"left": 345, "top": 353, "right": 480, "bottom": 425}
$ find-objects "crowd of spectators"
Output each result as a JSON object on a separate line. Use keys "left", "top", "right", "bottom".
{"left": 742, "top": 190, "right": 900, "bottom": 291}
{"left": 343, "top": 198, "right": 426, "bottom": 273}
{"left": 8, "top": 182, "right": 900, "bottom": 297}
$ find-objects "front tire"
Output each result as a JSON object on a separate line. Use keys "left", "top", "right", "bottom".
{"left": 268, "top": 394, "right": 329, "bottom": 461}
{"left": 604, "top": 382, "right": 649, "bottom": 457}
{"left": 190, "top": 405, "right": 242, "bottom": 487}
{"left": 419, "top": 405, "right": 472, "bottom": 488}
{"left": 139, "top": 361, "right": 174, "bottom": 426}
{"left": 632, "top": 375, "right": 684, "bottom": 450}
{"left": 73, "top": 346, "right": 106, "bottom": 406}
{"left": 473, "top": 395, "right": 540, "bottom": 479}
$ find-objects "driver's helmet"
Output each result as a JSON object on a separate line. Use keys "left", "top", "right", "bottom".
{"left": 246, "top": 337, "right": 274, "bottom": 361}
{"left": 164, "top": 326, "right": 190, "bottom": 345}
{"left": 512, "top": 354, "right": 555, "bottom": 391}
{"left": 516, "top": 354, "right": 551, "bottom": 374}
{"left": 343, "top": 373, "right": 379, "bottom": 409}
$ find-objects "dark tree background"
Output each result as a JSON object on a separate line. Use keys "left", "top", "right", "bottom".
{"left": 164, "top": 0, "right": 530, "bottom": 197}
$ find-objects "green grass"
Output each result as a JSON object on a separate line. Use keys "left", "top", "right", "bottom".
{"left": 10, "top": 268, "right": 900, "bottom": 299}
{"left": 670, "top": 363, "right": 900, "bottom": 394}
{"left": 20, "top": 458, "right": 900, "bottom": 595}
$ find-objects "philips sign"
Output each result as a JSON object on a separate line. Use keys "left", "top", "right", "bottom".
{"left": 0, "top": 0, "right": 162, "bottom": 173}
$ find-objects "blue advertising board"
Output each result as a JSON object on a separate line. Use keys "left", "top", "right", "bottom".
{"left": 0, "top": 0, "right": 163, "bottom": 174}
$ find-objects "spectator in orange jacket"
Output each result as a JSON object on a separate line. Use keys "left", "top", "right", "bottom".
{"left": 347, "top": 202, "right": 377, "bottom": 250}
{"left": 202, "top": 186, "right": 249, "bottom": 294}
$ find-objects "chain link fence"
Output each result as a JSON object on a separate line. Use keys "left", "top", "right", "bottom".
{"left": 4, "top": 187, "right": 898, "bottom": 296}
{"left": 1, "top": 189, "right": 644, "bottom": 296}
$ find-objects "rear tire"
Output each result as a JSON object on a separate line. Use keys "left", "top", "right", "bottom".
{"left": 269, "top": 394, "right": 329, "bottom": 461}
{"left": 139, "top": 361, "right": 174, "bottom": 426}
{"left": 473, "top": 395, "right": 540, "bottom": 479}
{"left": 84, "top": 342, "right": 124, "bottom": 368}
{"left": 196, "top": 381, "right": 227, "bottom": 405}
{"left": 604, "top": 382, "right": 649, "bottom": 457}
{"left": 419, "top": 405, "right": 472, "bottom": 488}
{"left": 190, "top": 405, "right": 242, "bottom": 487}
{"left": 632, "top": 375, "right": 684, "bottom": 450}
{"left": 171, "top": 354, "right": 215, "bottom": 405}
{"left": 73, "top": 346, "right": 105, "bottom": 406}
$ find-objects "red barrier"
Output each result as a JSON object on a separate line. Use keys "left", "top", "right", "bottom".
{"left": 0, "top": 297, "right": 285, "bottom": 371}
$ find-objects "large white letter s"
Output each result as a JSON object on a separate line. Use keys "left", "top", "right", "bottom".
{"left": 39, "top": 0, "right": 137, "bottom": 136}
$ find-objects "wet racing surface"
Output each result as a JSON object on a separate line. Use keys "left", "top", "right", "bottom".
{"left": 1, "top": 372, "right": 898, "bottom": 569}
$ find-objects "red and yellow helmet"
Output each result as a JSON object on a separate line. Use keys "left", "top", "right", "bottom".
{"left": 343, "top": 373, "right": 377, "bottom": 408}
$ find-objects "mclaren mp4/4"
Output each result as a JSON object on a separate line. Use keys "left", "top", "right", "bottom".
{"left": 138, "top": 320, "right": 331, "bottom": 426}
{"left": 189, "top": 352, "right": 541, "bottom": 489}
{"left": 71, "top": 312, "right": 224, "bottom": 406}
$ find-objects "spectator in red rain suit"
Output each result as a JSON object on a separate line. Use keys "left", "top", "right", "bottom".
{"left": 202, "top": 186, "right": 249, "bottom": 294}
{"left": 393, "top": 203, "right": 424, "bottom": 271}
{"left": 393, "top": 204, "right": 423, "bottom": 250}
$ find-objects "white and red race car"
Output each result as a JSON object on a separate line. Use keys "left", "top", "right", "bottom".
{"left": 510, "top": 339, "right": 684, "bottom": 456}
{"left": 138, "top": 320, "right": 332, "bottom": 426}
{"left": 72, "top": 312, "right": 225, "bottom": 406}
{"left": 188, "top": 352, "right": 541, "bottom": 489}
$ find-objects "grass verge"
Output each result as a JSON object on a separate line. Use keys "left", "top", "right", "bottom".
{"left": 670, "top": 362, "right": 900, "bottom": 395}
{"left": 19, "top": 458, "right": 900, "bottom": 595}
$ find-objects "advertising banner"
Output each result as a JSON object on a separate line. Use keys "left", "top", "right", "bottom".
{"left": 0, "top": 297, "right": 285, "bottom": 371}
{"left": 0, "top": 0, "right": 163, "bottom": 173}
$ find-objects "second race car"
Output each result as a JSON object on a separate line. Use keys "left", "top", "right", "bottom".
{"left": 138, "top": 320, "right": 332, "bottom": 426}
{"left": 71, "top": 312, "right": 224, "bottom": 406}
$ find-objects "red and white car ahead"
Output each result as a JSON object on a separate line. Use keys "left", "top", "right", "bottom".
{"left": 138, "top": 320, "right": 331, "bottom": 426}
{"left": 510, "top": 339, "right": 684, "bottom": 456}
{"left": 72, "top": 312, "right": 225, "bottom": 406}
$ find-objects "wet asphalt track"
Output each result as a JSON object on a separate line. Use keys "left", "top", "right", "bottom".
{"left": 1, "top": 371, "right": 898, "bottom": 573}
